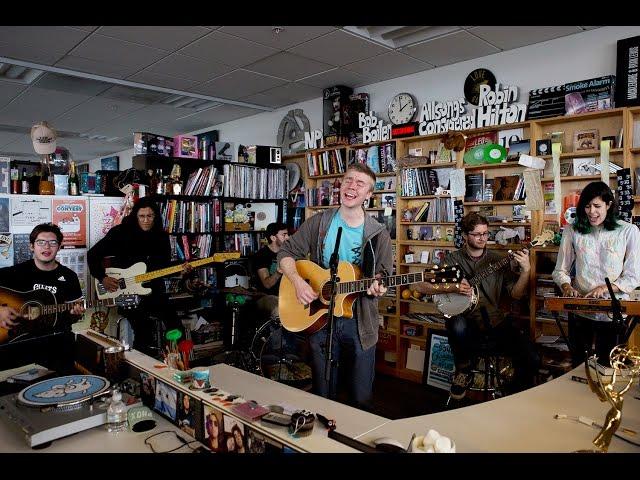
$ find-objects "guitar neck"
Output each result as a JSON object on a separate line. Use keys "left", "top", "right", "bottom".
{"left": 134, "top": 256, "right": 216, "bottom": 283}
{"left": 337, "top": 272, "right": 424, "bottom": 295}
{"left": 41, "top": 297, "right": 121, "bottom": 316}
{"left": 468, "top": 241, "right": 534, "bottom": 287}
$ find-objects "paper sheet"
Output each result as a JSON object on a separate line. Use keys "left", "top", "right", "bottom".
{"left": 600, "top": 139, "right": 611, "bottom": 183}
{"left": 449, "top": 169, "right": 466, "bottom": 197}
{"left": 551, "top": 142, "right": 562, "bottom": 222}
{"left": 523, "top": 169, "right": 544, "bottom": 211}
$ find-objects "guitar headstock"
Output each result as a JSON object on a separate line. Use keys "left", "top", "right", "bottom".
{"left": 530, "top": 229, "right": 555, "bottom": 248}
{"left": 423, "top": 264, "right": 461, "bottom": 284}
{"left": 115, "top": 295, "right": 141, "bottom": 309}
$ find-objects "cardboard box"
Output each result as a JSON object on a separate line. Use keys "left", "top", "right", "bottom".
{"left": 174, "top": 135, "right": 198, "bottom": 158}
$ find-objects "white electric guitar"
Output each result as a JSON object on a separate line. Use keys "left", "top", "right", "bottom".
{"left": 94, "top": 257, "right": 217, "bottom": 300}
{"left": 433, "top": 230, "right": 555, "bottom": 317}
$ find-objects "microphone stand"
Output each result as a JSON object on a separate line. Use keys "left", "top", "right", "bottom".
{"left": 324, "top": 227, "right": 342, "bottom": 398}
{"left": 605, "top": 277, "right": 625, "bottom": 345}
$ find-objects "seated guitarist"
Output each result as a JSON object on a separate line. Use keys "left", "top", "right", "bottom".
{"left": 87, "top": 197, "right": 189, "bottom": 357}
{"left": 278, "top": 163, "right": 393, "bottom": 409}
{"left": 415, "top": 212, "right": 538, "bottom": 400}
{"left": 0, "top": 223, "right": 85, "bottom": 371}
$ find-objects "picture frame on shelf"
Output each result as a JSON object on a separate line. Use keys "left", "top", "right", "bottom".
{"left": 422, "top": 330, "right": 455, "bottom": 390}
{"left": 573, "top": 129, "right": 599, "bottom": 151}
{"left": 559, "top": 162, "right": 573, "bottom": 176}
{"left": 572, "top": 157, "right": 598, "bottom": 176}
{"left": 535, "top": 139, "right": 551, "bottom": 156}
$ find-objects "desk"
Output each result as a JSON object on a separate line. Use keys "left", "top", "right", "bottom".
{"left": 356, "top": 368, "right": 640, "bottom": 453}
{"left": 126, "top": 349, "right": 390, "bottom": 452}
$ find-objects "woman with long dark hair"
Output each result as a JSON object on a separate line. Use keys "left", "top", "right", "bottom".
{"left": 88, "top": 196, "right": 180, "bottom": 356}
{"left": 552, "top": 181, "right": 640, "bottom": 365}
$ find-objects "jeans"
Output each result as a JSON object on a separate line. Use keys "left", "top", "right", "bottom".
{"left": 568, "top": 314, "right": 618, "bottom": 367}
{"left": 446, "top": 314, "right": 539, "bottom": 392}
{"left": 308, "top": 317, "right": 376, "bottom": 409}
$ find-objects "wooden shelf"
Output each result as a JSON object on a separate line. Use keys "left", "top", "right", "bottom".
{"left": 532, "top": 107, "right": 624, "bottom": 125}
{"left": 307, "top": 145, "right": 348, "bottom": 154}
{"left": 308, "top": 173, "right": 343, "bottom": 179}
{"left": 397, "top": 240, "right": 454, "bottom": 247}
{"left": 630, "top": 147, "right": 640, "bottom": 154}
{"left": 373, "top": 189, "right": 396, "bottom": 193}
{"left": 399, "top": 161, "right": 457, "bottom": 169}
{"left": 399, "top": 194, "right": 451, "bottom": 200}
{"left": 541, "top": 174, "right": 617, "bottom": 182}
{"left": 400, "top": 222, "right": 455, "bottom": 226}
{"left": 400, "top": 335, "right": 426, "bottom": 343}
{"left": 464, "top": 200, "right": 525, "bottom": 205}
{"left": 350, "top": 139, "right": 396, "bottom": 149}
{"left": 539, "top": 148, "right": 623, "bottom": 159}
{"left": 463, "top": 160, "right": 522, "bottom": 171}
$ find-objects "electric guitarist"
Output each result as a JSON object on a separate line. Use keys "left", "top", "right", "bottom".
{"left": 0, "top": 223, "right": 84, "bottom": 371}
{"left": 414, "top": 212, "right": 539, "bottom": 400}
{"left": 278, "top": 163, "right": 393, "bottom": 409}
{"left": 87, "top": 197, "right": 191, "bottom": 356}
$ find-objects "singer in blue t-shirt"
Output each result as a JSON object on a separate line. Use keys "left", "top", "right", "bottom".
{"left": 278, "top": 163, "right": 393, "bottom": 409}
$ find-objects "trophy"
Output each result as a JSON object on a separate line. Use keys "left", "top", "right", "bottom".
{"left": 583, "top": 344, "right": 640, "bottom": 452}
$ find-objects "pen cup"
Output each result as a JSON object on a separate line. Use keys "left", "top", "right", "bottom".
{"left": 192, "top": 367, "right": 210, "bottom": 389}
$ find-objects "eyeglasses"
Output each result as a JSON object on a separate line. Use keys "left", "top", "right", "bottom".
{"left": 467, "top": 232, "right": 490, "bottom": 239}
{"left": 34, "top": 239, "right": 59, "bottom": 247}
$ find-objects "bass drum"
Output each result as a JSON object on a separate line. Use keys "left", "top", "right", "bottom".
{"left": 250, "top": 319, "right": 312, "bottom": 389}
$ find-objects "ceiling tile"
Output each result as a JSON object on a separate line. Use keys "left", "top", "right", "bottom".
{"left": 193, "top": 70, "right": 287, "bottom": 100}
{"left": 145, "top": 53, "right": 233, "bottom": 83}
{"left": 0, "top": 81, "right": 27, "bottom": 109}
{"left": 174, "top": 104, "right": 262, "bottom": 127}
{"left": 469, "top": 26, "right": 583, "bottom": 51}
{"left": 96, "top": 26, "right": 210, "bottom": 52}
{"left": 242, "top": 82, "right": 322, "bottom": 108}
{"left": 245, "top": 52, "right": 333, "bottom": 81}
{"left": 299, "top": 68, "right": 371, "bottom": 89}
{"left": 0, "top": 26, "right": 90, "bottom": 55}
{"left": 127, "top": 70, "right": 201, "bottom": 91}
{"left": 0, "top": 42, "right": 67, "bottom": 65}
{"left": 55, "top": 55, "right": 142, "bottom": 79}
{"left": 0, "top": 87, "right": 90, "bottom": 128}
{"left": 68, "top": 34, "right": 167, "bottom": 69}
{"left": 53, "top": 97, "right": 146, "bottom": 133}
{"left": 34, "top": 72, "right": 112, "bottom": 96}
{"left": 179, "top": 31, "right": 278, "bottom": 67}
{"left": 86, "top": 104, "right": 189, "bottom": 139}
{"left": 289, "top": 30, "right": 390, "bottom": 67}
{"left": 0, "top": 131, "right": 24, "bottom": 149}
{"left": 404, "top": 30, "right": 499, "bottom": 67}
{"left": 219, "top": 26, "right": 336, "bottom": 50}
{"left": 344, "top": 52, "right": 433, "bottom": 82}
{"left": 98, "top": 85, "right": 171, "bottom": 105}
{"left": 70, "top": 26, "right": 99, "bottom": 32}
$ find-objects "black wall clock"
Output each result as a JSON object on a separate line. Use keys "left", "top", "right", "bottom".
{"left": 464, "top": 68, "right": 496, "bottom": 106}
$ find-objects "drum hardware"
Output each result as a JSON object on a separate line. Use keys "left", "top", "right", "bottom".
{"left": 212, "top": 295, "right": 253, "bottom": 371}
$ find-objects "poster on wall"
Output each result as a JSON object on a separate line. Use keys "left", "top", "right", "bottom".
{"left": 12, "top": 233, "right": 31, "bottom": 265}
{"left": 88, "top": 197, "right": 124, "bottom": 247}
{"left": 0, "top": 233, "right": 13, "bottom": 267}
{"left": 56, "top": 248, "right": 88, "bottom": 298}
{"left": 0, "top": 197, "right": 9, "bottom": 231}
{"left": 52, "top": 198, "right": 87, "bottom": 248}
{"left": 10, "top": 196, "right": 52, "bottom": 233}
{"left": 423, "top": 330, "right": 455, "bottom": 390}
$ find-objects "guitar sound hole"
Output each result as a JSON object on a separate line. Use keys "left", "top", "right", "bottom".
{"left": 320, "top": 283, "right": 335, "bottom": 302}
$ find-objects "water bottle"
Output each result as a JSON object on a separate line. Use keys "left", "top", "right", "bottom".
{"left": 106, "top": 389, "right": 128, "bottom": 433}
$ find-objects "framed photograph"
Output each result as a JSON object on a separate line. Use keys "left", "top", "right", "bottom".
{"left": 573, "top": 128, "right": 599, "bottom": 151}
{"left": 422, "top": 330, "right": 455, "bottom": 390}
{"left": 535, "top": 139, "right": 551, "bottom": 156}
{"left": 100, "top": 155, "right": 119, "bottom": 171}
{"left": 153, "top": 380, "right": 177, "bottom": 422}
{"left": 559, "top": 162, "right": 573, "bottom": 176}
{"left": 573, "top": 157, "right": 598, "bottom": 176}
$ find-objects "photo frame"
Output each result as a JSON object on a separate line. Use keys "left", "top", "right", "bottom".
{"left": 422, "top": 329, "right": 455, "bottom": 390}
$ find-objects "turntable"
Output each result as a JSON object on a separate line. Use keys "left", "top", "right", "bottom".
{"left": 0, "top": 374, "right": 121, "bottom": 448}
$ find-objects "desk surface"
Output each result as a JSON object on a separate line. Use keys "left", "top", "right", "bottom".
{"left": 126, "top": 349, "right": 390, "bottom": 453}
{"left": 356, "top": 367, "right": 640, "bottom": 453}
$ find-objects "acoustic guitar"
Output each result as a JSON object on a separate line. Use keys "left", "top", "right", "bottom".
{"left": 279, "top": 260, "right": 461, "bottom": 334}
{"left": 433, "top": 230, "right": 555, "bottom": 317}
{"left": 0, "top": 287, "right": 140, "bottom": 344}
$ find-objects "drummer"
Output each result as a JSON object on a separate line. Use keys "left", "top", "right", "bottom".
{"left": 414, "top": 212, "right": 538, "bottom": 400}
{"left": 253, "top": 222, "right": 289, "bottom": 322}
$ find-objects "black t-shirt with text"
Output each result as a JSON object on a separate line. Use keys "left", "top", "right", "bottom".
{"left": 0, "top": 260, "right": 83, "bottom": 331}
{"left": 253, "top": 246, "right": 279, "bottom": 295}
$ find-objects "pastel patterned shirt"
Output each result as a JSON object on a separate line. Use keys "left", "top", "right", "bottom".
{"left": 552, "top": 221, "right": 640, "bottom": 321}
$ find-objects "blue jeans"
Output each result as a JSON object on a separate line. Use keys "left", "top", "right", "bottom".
{"left": 308, "top": 317, "right": 376, "bottom": 409}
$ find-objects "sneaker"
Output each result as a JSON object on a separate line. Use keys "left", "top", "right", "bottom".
{"left": 449, "top": 371, "right": 473, "bottom": 400}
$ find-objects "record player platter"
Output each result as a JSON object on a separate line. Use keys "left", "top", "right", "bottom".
{"left": 0, "top": 374, "right": 114, "bottom": 448}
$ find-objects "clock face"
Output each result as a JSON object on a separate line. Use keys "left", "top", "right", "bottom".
{"left": 388, "top": 93, "right": 417, "bottom": 125}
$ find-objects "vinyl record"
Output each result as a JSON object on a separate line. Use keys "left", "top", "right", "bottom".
{"left": 464, "top": 68, "right": 497, "bottom": 106}
{"left": 564, "top": 207, "right": 577, "bottom": 225}
{"left": 285, "top": 162, "right": 301, "bottom": 191}
{"left": 463, "top": 145, "right": 487, "bottom": 165}
{"left": 484, "top": 143, "right": 508, "bottom": 164}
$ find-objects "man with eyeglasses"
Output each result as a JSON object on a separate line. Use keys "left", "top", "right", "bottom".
{"left": 278, "top": 163, "right": 393, "bottom": 409}
{"left": 415, "top": 212, "right": 538, "bottom": 400}
{"left": 88, "top": 196, "right": 182, "bottom": 356}
{"left": 0, "top": 223, "right": 84, "bottom": 371}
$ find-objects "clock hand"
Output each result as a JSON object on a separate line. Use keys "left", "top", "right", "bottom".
{"left": 400, "top": 102, "right": 407, "bottom": 111}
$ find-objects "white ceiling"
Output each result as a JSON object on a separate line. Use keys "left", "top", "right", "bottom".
{"left": 0, "top": 25, "right": 598, "bottom": 162}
